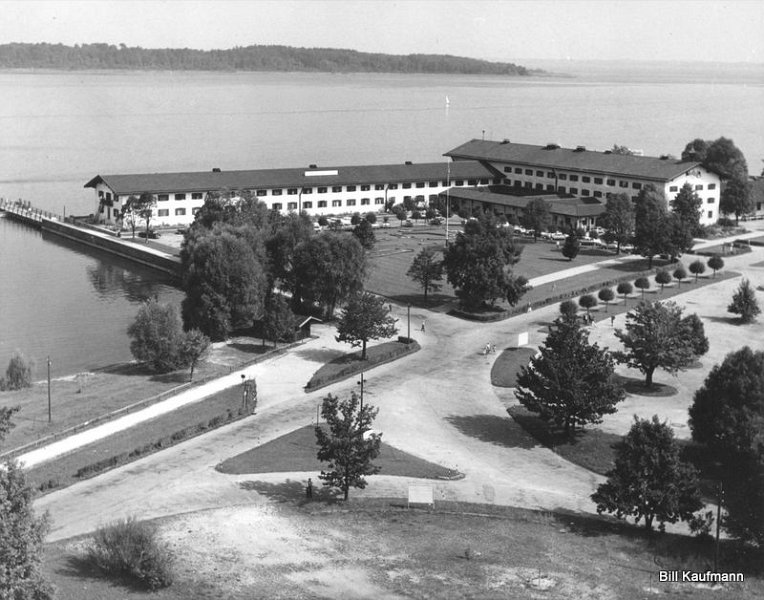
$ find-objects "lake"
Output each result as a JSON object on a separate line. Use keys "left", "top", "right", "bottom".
{"left": 1, "top": 63, "right": 763, "bottom": 376}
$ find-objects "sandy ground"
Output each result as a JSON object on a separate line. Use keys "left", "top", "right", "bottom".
{"left": 35, "top": 227, "right": 764, "bottom": 598}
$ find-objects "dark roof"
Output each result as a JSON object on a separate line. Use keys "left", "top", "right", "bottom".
{"left": 84, "top": 161, "right": 495, "bottom": 196}
{"left": 445, "top": 139, "right": 703, "bottom": 181}
{"left": 446, "top": 186, "right": 605, "bottom": 217}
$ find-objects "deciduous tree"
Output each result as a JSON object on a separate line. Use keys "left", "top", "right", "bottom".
{"left": 614, "top": 301, "right": 700, "bottom": 387}
{"left": 634, "top": 277, "right": 650, "bottom": 299}
{"left": 707, "top": 255, "right": 724, "bottom": 277}
{"left": 592, "top": 416, "right": 703, "bottom": 532}
{"left": 578, "top": 294, "right": 597, "bottom": 316}
{"left": 720, "top": 177, "right": 754, "bottom": 224}
{"left": 352, "top": 219, "right": 376, "bottom": 250}
{"left": 728, "top": 278, "right": 760, "bottom": 323}
{"left": 559, "top": 299, "right": 578, "bottom": 319}
{"left": 600, "top": 193, "right": 635, "bottom": 254}
{"left": 520, "top": 198, "right": 550, "bottom": 242}
{"left": 633, "top": 185, "right": 674, "bottom": 267}
{"left": 315, "top": 391, "right": 382, "bottom": 501}
{"left": 1, "top": 351, "right": 33, "bottom": 391}
{"left": 335, "top": 292, "right": 398, "bottom": 360}
{"left": 561, "top": 232, "right": 580, "bottom": 261}
{"left": 617, "top": 282, "right": 633, "bottom": 305}
{"left": 673, "top": 265, "right": 687, "bottom": 288}
{"left": 598, "top": 287, "right": 615, "bottom": 311}
{"left": 515, "top": 315, "right": 624, "bottom": 436}
{"left": 128, "top": 299, "right": 188, "bottom": 372}
{"left": 179, "top": 329, "right": 210, "bottom": 382}
{"left": 262, "top": 293, "right": 298, "bottom": 346}
{"left": 655, "top": 269, "right": 671, "bottom": 293}
{"left": 688, "top": 259, "right": 706, "bottom": 282}
{"left": 670, "top": 183, "right": 703, "bottom": 237}
{"left": 407, "top": 247, "right": 444, "bottom": 304}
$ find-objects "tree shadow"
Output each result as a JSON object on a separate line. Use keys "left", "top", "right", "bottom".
{"left": 386, "top": 292, "right": 455, "bottom": 308}
{"left": 612, "top": 374, "right": 678, "bottom": 397}
{"left": 446, "top": 414, "right": 537, "bottom": 449}
{"left": 56, "top": 554, "right": 149, "bottom": 592}
{"left": 149, "top": 371, "right": 189, "bottom": 384}
{"left": 239, "top": 478, "right": 340, "bottom": 505}
{"left": 228, "top": 342, "right": 270, "bottom": 354}
{"left": 93, "top": 362, "right": 151, "bottom": 377}
{"left": 293, "top": 347, "right": 346, "bottom": 363}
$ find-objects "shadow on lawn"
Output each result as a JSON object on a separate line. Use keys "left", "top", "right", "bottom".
{"left": 446, "top": 414, "right": 537, "bottom": 450}
{"left": 228, "top": 342, "right": 270, "bottom": 355}
{"left": 57, "top": 554, "right": 149, "bottom": 593}
{"left": 612, "top": 374, "right": 678, "bottom": 397}
{"left": 293, "top": 347, "right": 346, "bottom": 363}
{"left": 239, "top": 479, "right": 340, "bottom": 505}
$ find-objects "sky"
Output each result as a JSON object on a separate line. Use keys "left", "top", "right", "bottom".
{"left": 1, "top": 0, "right": 763, "bottom": 64}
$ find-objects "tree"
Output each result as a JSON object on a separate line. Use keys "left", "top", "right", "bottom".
{"left": 425, "top": 207, "right": 437, "bottom": 221}
{"left": 703, "top": 137, "right": 749, "bottom": 181}
{"left": 264, "top": 211, "right": 314, "bottom": 290}
{"left": 123, "top": 195, "right": 141, "bottom": 239}
{"left": 688, "top": 259, "right": 706, "bottom": 282}
{"left": 520, "top": 198, "right": 550, "bottom": 242}
{"left": 262, "top": 294, "right": 297, "bottom": 346}
{"left": 655, "top": 269, "right": 671, "bottom": 293}
{"left": 392, "top": 203, "right": 407, "bottom": 227}
{"left": 181, "top": 225, "right": 269, "bottom": 340}
{"left": 600, "top": 193, "right": 635, "bottom": 254}
{"left": 728, "top": 278, "right": 760, "bottom": 324}
{"left": 561, "top": 232, "right": 580, "bottom": 261}
{"left": 335, "top": 292, "right": 398, "bottom": 360}
{"left": 0, "top": 406, "right": 19, "bottom": 445}
{"left": 681, "top": 138, "right": 709, "bottom": 162}
{"left": 402, "top": 197, "right": 416, "bottom": 212}
{"left": 314, "top": 391, "right": 382, "bottom": 501}
{"left": 128, "top": 299, "right": 189, "bottom": 372}
{"left": 614, "top": 301, "right": 700, "bottom": 387}
{"left": 515, "top": 315, "right": 624, "bottom": 436}
{"left": 179, "top": 329, "right": 210, "bottom": 382}
{"left": 591, "top": 416, "right": 703, "bottom": 532}
{"left": 673, "top": 265, "right": 687, "bottom": 288}
{"left": 634, "top": 277, "right": 650, "bottom": 299}
{"left": 598, "top": 287, "right": 615, "bottom": 312}
{"left": 350, "top": 212, "right": 362, "bottom": 226}
{"left": 559, "top": 299, "right": 578, "bottom": 319}
{"left": 610, "top": 144, "right": 635, "bottom": 155}
{"left": 681, "top": 313, "right": 709, "bottom": 358}
{"left": 292, "top": 232, "right": 366, "bottom": 319}
{"left": 720, "top": 177, "right": 753, "bottom": 224}
{"left": 617, "top": 282, "right": 633, "bottom": 305}
{"left": 722, "top": 455, "right": 764, "bottom": 547}
{"left": 364, "top": 212, "right": 377, "bottom": 225}
{"left": 124, "top": 192, "right": 156, "bottom": 243}
{"left": 578, "top": 294, "right": 597, "bottom": 316}
{"left": 707, "top": 254, "right": 724, "bottom": 277}
{"left": 670, "top": 183, "right": 702, "bottom": 237}
{"left": 411, "top": 209, "right": 422, "bottom": 224}
{"left": 633, "top": 185, "right": 674, "bottom": 268}
{"left": 444, "top": 213, "right": 526, "bottom": 310}
{"left": 407, "top": 247, "right": 444, "bottom": 304}
{"left": 2, "top": 351, "right": 33, "bottom": 391}
{"left": 352, "top": 219, "right": 376, "bottom": 250}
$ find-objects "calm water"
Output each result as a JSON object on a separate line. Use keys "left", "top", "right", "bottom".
{"left": 1, "top": 64, "right": 763, "bottom": 375}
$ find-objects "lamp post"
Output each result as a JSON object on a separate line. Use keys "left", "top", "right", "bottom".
{"left": 407, "top": 303, "right": 411, "bottom": 341}
{"left": 47, "top": 356, "right": 51, "bottom": 423}
{"left": 357, "top": 371, "right": 365, "bottom": 413}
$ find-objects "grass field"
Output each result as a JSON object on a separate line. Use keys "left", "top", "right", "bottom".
{"left": 43, "top": 499, "right": 763, "bottom": 600}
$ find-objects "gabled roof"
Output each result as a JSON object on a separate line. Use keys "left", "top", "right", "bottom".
{"left": 446, "top": 186, "right": 606, "bottom": 217}
{"left": 84, "top": 161, "right": 496, "bottom": 196}
{"left": 445, "top": 139, "right": 704, "bottom": 181}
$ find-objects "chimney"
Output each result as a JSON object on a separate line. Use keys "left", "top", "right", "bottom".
{"left": 574, "top": 146, "right": 586, "bottom": 152}
{"left": 212, "top": 168, "right": 221, "bottom": 172}
{"left": 405, "top": 161, "right": 413, "bottom": 165}
{"left": 309, "top": 164, "right": 317, "bottom": 169}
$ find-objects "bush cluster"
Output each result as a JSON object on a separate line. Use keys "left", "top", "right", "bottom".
{"left": 75, "top": 407, "right": 244, "bottom": 479}
{"left": 0, "top": 351, "right": 34, "bottom": 391}
{"left": 86, "top": 517, "right": 174, "bottom": 590}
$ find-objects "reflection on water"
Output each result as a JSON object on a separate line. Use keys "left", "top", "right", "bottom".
{"left": 0, "top": 218, "right": 183, "bottom": 377}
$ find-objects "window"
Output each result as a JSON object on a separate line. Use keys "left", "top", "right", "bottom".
{"left": 404, "top": 196, "right": 412, "bottom": 202}
{"left": 303, "top": 201, "right": 313, "bottom": 209}
{"left": 514, "top": 168, "right": 522, "bottom": 174}
{"left": 375, "top": 198, "right": 384, "bottom": 205}
{"left": 317, "top": 187, "right": 327, "bottom": 194}
{"left": 524, "top": 182, "right": 532, "bottom": 189}
{"left": 158, "top": 194, "right": 169, "bottom": 201}
{"left": 288, "top": 188, "right": 298, "bottom": 195}
{"left": 302, "top": 187, "right": 313, "bottom": 194}
{"left": 708, "top": 210, "right": 713, "bottom": 219}
{"left": 455, "top": 180, "right": 464, "bottom": 186}
{"left": 695, "top": 184, "right": 703, "bottom": 191}
{"left": 467, "top": 179, "right": 477, "bottom": 186}
{"left": 582, "top": 189, "right": 590, "bottom": 196}
{"left": 504, "top": 166, "right": 512, "bottom": 173}
{"left": 157, "top": 209, "right": 169, "bottom": 217}
{"left": 429, "top": 194, "right": 438, "bottom": 201}
{"left": 546, "top": 184, "right": 554, "bottom": 192}
{"left": 582, "top": 176, "right": 591, "bottom": 183}
{"left": 708, "top": 183, "right": 716, "bottom": 190}
{"left": 192, "top": 207, "right": 201, "bottom": 215}
{"left": 429, "top": 181, "right": 438, "bottom": 187}
{"left": 402, "top": 183, "right": 411, "bottom": 189}
{"left": 536, "top": 170, "right": 544, "bottom": 177}
{"left": 347, "top": 199, "right": 356, "bottom": 206}
{"left": 632, "top": 195, "right": 639, "bottom": 202}
{"left": 317, "top": 200, "right": 327, "bottom": 208}
{"left": 632, "top": 182, "right": 642, "bottom": 190}
{"left": 347, "top": 185, "right": 357, "bottom": 192}
{"left": 707, "top": 198, "right": 714, "bottom": 204}
{"left": 569, "top": 187, "right": 578, "bottom": 195}
{"left": 594, "top": 177, "right": 603, "bottom": 185}
{"left": 547, "top": 172, "right": 555, "bottom": 178}
{"left": 256, "top": 190, "right": 267, "bottom": 197}
{"left": 619, "top": 181, "right": 629, "bottom": 188}
{"left": 272, "top": 189, "right": 282, "bottom": 196}
{"left": 669, "top": 186, "right": 678, "bottom": 192}
{"left": 569, "top": 175, "right": 579, "bottom": 182}
{"left": 514, "top": 180, "right": 522, "bottom": 187}
{"left": 479, "top": 179, "right": 489, "bottom": 185}
{"left": 559, "top": 174, "right": 568, "bottom": 180}
{"left": 535, "top": 183, "right": 544, "bottom": 190}
{"left": 388, "top": 196, "right": 396, "bottom": 203}
{"left": 332, "top": 200, "right": 342, "bottom": 207}
{"left": 175, "top": 193, "right": 186, "bottom": 200}
{"left": 175, "top": 208, "right": 186, "bottom": 216}
{"left": 272, "top": 203, "right": 282, "bottom": 210}
{"left": 416, "top": 182, "right": 425, "bottom": 188}
{"left": 361, "top": 198, "right": 370, "bottom": 205}
{"left": 332, "top": 186, "right": 342, "bottom": 193}
{"left": 287, "top": 202, "right": 297, "bottom": 210}
{"left": 388, "top": 184, "right": 398, "bottom": 190}
{"left": 361, "top": 184, "right": 370, "bottom": 191}
{"left": 593, "top": 191, "right": 603, "bottom": 198}
{"left": 558, "top": 186, "right": 566, "bottom": 193}
{"left": 524, "top": 169, "right": 533, "bottom": 175}
{"left": 190, "top": 192, "right": 203, "bottom": 200}
{"left": 375, "top": 184, "right": 385, "bottom": 190}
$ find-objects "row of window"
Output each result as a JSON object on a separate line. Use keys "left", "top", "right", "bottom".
{"left": 157, "top": 207, "right": 201, "bottom": 217}
{"left": 669, "top": 183, "right": 716, "bottom": 192}
{"left": 157, "top": 192, "right": 205, "bottom": 201}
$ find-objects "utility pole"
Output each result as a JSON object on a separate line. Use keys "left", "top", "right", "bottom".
{"left": 357, "top": 371, "right": 365, "bottom": 413}
{"left": 47, "top": 356, "right": 51, "bottom": 423}
{"left": 407, "top": 304, "right": 411, "bottom": 341}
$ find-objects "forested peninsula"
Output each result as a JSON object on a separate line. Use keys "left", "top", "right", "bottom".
{"left": 0, "top": 42, "right": 535, "bottom": 75}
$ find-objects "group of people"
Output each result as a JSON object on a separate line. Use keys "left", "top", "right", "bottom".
{"left": 483, "top": 342, "right": 496, "bottom": 355}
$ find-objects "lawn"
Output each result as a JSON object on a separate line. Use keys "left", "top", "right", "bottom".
{"left": 215, "top": 424, "right": 461, "bottom": 480}
{"left": 43, "top": 498, "right": 764, "bottom": 600}
{"left": 490, "top": 347, "right": 536, "bottom": 387}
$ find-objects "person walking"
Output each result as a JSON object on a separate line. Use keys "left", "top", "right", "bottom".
{"left": 610, "top": 314, "right": 615, "bottom": 328}
{"left": 421, "top": 320, "right": 426, "bottom": 333}
{"left": 491, "top": 343, "right": 496, "bottom": 353}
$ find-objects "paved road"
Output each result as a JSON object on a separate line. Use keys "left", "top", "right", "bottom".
{"left": 34, "top": 229, "right": 764, "bottom": 542}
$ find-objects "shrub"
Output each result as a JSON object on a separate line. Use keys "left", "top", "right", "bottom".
{"left": 673, "top": 265, "right": 688, "bottom": 287}
{"left": 688, "top": 259, "right": 706, "bottom": 282}
{"left": 86, "top": 517, "right": 174, "bottom": 590}
{"left": 2, "top": 350, "right": 34, "bottom": 391}
{"left": 655, "top": 269, "right": 672, "bottom": 292}
{"left": 707, "top": 254, "right": 724, "bottom": 277}
{"left": 598, "top": 287, "right": 615, "bottom": 311}
{"left": 617, "top": 282, "right": 633, "bottom": 304}
{"left": 728, "top": 278, "right": 760, "bottom": 324}
{"left": 634, "top": 276, "right": 650, "bottom": 298}
{"left": 578, "top": 294, "right": 597, "bottom": 315}
{"left": 559, "top": 299, "right": 578, "bottom": 318}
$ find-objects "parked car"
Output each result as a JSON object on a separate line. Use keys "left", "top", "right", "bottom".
{"left": 430, "top": 217, "right": 445, "bottom": 225}
{"left": 137, "top": 229, "right": 159, "bottom": 239}
{"left": 550, "top": 232, "right": 567, "bottom": 241}
{"left": 580, "top": 238, "right": 604, "bottom": 247}
{"left": 403, "top": 220, "right": 414, "bottom": 227}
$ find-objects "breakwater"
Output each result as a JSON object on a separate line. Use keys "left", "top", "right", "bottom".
{"left": 0, "top": 199, "right": 181, "bottom": 280}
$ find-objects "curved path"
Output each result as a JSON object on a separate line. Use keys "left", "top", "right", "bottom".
{"left": 35, "top": 230, "right": 764, "bottom": 542}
